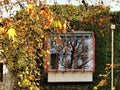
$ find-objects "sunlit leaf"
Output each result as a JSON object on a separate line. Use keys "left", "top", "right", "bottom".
{"left": 7, "top": 28, "right": 17, "bottom": 41}
{"left": 93, "top": 86, "right": 98, "bottom": 90}
{"left": 21, "top": 79, "right": 31, "bottom": 87}
{"left": 0, "top": 50, "right": 4, "bottom": 52}
{"left": 0, "top": 18, "right": 2, "bottom": 23}
{"left": 28, "top": 2, "right": 33, "bottom": 10}
{"left": 55, "top": 21, "right": 62, "bottom": 29}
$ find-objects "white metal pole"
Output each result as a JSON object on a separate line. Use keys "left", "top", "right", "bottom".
{"left": 111, "top": 29, "right": 114, "bottom": 90}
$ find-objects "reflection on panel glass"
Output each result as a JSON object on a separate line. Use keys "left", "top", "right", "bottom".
{"left": 49, "top": 32, "right": 95, "bottom": 71}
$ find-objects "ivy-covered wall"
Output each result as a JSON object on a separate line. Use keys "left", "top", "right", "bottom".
{"left": 1, "top": 4, "right": 120, "bottom": 90}
{"left": 43, "top": 5, "right": 119, "bottom": 90}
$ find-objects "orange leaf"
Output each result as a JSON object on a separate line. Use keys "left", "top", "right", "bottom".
{"left": 45, "top": 17, "right": 53, "bottom": 26}
{"left": 0, "top": 27, "right": 5, "bottom": 33}
{"left": 97, "top": 80, "right": 106, "bottom": 87}
{"left": 40, "top": 8, "right": 49, "bottom": 17}
{"left": 62, "top": 20, "right": 67, "bottom": 33}
{"left": 29, "top": 9, "right": 35, "bottom": 17}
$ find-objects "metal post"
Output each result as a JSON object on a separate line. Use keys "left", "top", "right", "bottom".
{"left": 111, "top": 24, "right": 115, "bottom": 90}
{"left": 111, "top": 29, "right": 114, "bottom": 90}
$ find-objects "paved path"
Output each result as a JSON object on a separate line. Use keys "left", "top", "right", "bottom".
{"left": 0, "top": 82, "right": 3, "bottom": 90}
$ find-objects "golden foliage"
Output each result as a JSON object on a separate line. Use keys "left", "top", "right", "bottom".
{"left": 40, "top": 7, "right": 54, "bottom": 27}
{"left": 0, "top": 3, "right": 113, "bottom": 90}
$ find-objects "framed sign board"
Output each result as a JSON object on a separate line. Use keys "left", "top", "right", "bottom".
{"left": 46, "top": 31, "right": 95, "bottom": 82}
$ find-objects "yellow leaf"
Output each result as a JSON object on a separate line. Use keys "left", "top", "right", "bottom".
{"left": 0, "top": 50, "right": 4, "bottom": 52}
{"left": 36, "top": 15, "right": 39, "bottom": 20}
{"left": 7, "top": 28, "right": 17, "bottom": 41}
{"left": 30, "top": 87, "right": 33, "bottom": 90}
{"left": 18, "top": 82, "right": 22, "bottom": 87}
{"left": 0, "top": 18, "right": 2, "bottom": 23}
{"left": 106, "top": 63, "right": 110, "bottom": 66}
{"left": 93, "top": 86, "right": 98, "bottom": 90}
{"left": 55, "top": 21, "right": 62, "bottom": 29}
{"left": 27, "top": 2, "right": 33, "bottom": 13}
{"left": 22, "top": 79, "right": 31, "bottom": 87}
{"left": 98, "top": 74, "right": 102, "bottom": 77}
{"left": 28, "top": 3, "right": 33, "bottom": 10}
{"left": 58, "top": 21, "right": 62, "bottom": 29}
